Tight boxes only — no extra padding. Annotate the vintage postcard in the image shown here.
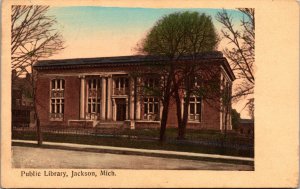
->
[1,0,299,188]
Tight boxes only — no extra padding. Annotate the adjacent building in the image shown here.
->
[11,71,34,127]
[238,119,254,137]
[34,52,235,130]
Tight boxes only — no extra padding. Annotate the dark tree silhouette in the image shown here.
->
[11,5,65,145]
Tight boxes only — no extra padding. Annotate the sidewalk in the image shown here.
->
[12,139,254,165]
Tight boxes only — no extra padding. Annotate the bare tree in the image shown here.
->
[11,5,65,145]
[245,98,254,119]
[12,5,64,77]
[216,8,255,116]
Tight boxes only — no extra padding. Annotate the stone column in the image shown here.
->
[129,77,135,120]
[159,76,164,120]
[220,73,223,130]
[181,99,184,119]
[112,98,116,121]
[112,77,116,95]
[101,77,107,120]
[125,98,129,120]
[79,75,86,119]
[160,100,163,120]
[107,75,112,120]
[136,77,141,120]
[129,77,135,129]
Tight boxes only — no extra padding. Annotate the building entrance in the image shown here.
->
[116,99,126,121]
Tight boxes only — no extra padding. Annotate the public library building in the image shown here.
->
[34,52,235,130]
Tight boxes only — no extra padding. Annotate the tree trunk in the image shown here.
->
[177,123,185,140]
[224,104,229,136]
[179,96,189,140]
[173,73,186,140]
[176,101,189,139]
[31,66,43,145]
[34,96,43,145]
[174,89,183,139]
[159,65,174,142]
[36,115,42,145]
[177,73,191,140]
[159,98,170,142]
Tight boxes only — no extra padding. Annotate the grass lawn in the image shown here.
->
[12,128,254,157]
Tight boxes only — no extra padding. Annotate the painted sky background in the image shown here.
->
[47,6,251,118]
[48,7,245,58]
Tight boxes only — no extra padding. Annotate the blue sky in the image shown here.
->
[47,6,245,59]
[48,7,244,31]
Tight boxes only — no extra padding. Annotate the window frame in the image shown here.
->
[114,76,129,95]
[187,96,202,122]
[86,78,101,118]
[115,77,129,90]
[143,97,160,121]
[144,77,159,89]
[50,79,65,121]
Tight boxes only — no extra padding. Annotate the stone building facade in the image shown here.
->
[34,52,235,130]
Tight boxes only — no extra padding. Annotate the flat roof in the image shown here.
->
[34,52,235,80]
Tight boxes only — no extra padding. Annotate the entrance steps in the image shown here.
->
[68,120,98,127]
[96,121,124,128]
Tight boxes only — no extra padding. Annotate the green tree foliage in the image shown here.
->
[139,11,219,140]
[142,11,218,59]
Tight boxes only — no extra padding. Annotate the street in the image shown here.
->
[12,146,253,170]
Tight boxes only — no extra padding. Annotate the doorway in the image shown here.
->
[116,99,126,121]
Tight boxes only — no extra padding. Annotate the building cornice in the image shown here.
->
[34,54,235,81]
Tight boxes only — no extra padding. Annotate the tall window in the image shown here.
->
[114,77,129,95]
[189,97,201,121]
[87,78,101,119]
[143,97,159,121]
[50,79,65,121]
[144,78,159,88]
